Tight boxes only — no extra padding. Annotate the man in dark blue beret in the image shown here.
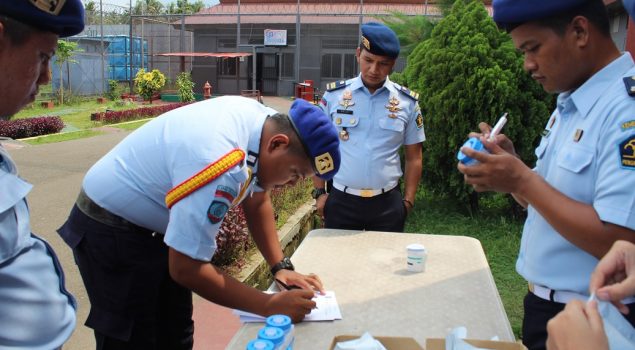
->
[57,96,339,349]
[458,1,635,349]
[313,21,425,233]
[0,0,84,348]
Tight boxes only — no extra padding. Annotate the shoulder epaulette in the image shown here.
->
[326,80,348,92]
[623,76,635,97]
[165,149,245,209]
[393,82,419,101]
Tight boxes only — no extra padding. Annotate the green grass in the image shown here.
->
[14,100,132,130]
[405,190,526,339]
[23,129,105,145]
[113,119,152,131]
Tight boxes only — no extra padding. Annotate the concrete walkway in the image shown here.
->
[2,96,293,350]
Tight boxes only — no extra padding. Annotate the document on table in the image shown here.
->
[233,291,342,322]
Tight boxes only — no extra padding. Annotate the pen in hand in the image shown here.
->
[275,278,302,291]
[488,113,508,142]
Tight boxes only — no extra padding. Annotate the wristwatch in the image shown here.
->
[311,187,327,199]
[270,257,295,276]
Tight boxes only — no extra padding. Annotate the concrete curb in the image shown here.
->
[233,200,316,289]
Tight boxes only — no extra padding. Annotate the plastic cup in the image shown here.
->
[407,243,427,272]
[457,137,489,166]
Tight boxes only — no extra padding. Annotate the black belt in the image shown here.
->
[76,189,156,236]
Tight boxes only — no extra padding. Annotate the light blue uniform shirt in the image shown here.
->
[0,146,76,349]
[83,96,275,261]
[320,75,425,189]
[518,53,635,294]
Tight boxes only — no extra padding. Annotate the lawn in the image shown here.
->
[405,191,526,339]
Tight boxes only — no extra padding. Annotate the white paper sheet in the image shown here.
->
[233,291,342,322]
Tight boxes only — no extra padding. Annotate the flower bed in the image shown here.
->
[91,102,190,124]
[0,116,64,139]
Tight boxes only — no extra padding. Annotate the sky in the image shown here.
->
[97,0,219,8]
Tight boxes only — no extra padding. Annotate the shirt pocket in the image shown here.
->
[333,113,359,129]
[557,144,594,173]
[378,116,405,133]
[534,138,549,160]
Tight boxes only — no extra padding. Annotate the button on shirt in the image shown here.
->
[83,96,276,261]
[0,146,76,348]
[517,53,635,294]
[321,75,425,189]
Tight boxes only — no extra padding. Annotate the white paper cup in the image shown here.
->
[407,243,427,272]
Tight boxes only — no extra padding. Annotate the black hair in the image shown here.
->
[266,113,307,158]
[0,15,37,46]
[506,0,611,37]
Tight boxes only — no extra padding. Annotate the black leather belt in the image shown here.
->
[76,189,156,236]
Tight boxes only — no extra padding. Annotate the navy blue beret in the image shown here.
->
[360,22,400,59]
[0,0,85,37]
[288,99,341,180]
[625,0,635,20]
[493,0,589,30]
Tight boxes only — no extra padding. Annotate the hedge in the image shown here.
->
[0,116,64,139]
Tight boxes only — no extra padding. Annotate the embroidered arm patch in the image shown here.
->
[620,134,635,169]
[165,149,245,208]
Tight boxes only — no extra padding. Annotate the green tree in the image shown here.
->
[55,40,83,105]
[167,0,205,14]
[404,0,553,211]
[383,11,435,58]
[133,0,164,15]
[176,72,195,102]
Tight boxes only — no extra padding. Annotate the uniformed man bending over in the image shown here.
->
[458,1,635,349]
[313,22,425,232]
[0,1,84,349]
[58,97,340,349]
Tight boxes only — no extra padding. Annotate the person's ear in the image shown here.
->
[268,134,291,152]
[570,16,590,47]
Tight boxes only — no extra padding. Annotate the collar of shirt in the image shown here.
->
[248,114,266,192]
[566,53,635,120]
[350,73,391,95]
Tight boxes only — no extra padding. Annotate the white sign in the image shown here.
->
[264,29,287,46]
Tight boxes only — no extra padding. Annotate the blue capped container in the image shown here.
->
[265,315,294,350]
[246,339,275,350]
[457,137,489,166]
[258,327,285,348]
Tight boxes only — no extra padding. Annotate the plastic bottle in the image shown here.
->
[257,327,285,349]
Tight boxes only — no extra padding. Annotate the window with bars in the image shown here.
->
[217,57,237,77]
[280,53,294,78]
[321,53,357,79]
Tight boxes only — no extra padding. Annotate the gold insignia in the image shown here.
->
[315,152,335,175]
[362,36,370,50]
[350,118,356,124]
[339,129,349,141]
[385,95,402,116]
[339,90,355,109]
[573,129,584,142]
[335,117,342,125]
[31,0,66,15]
[360,189,373,198]
[622,121,635,130]
[549,116,557,129]
[416,113,423,129]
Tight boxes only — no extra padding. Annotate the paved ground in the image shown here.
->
[2,96,294,350]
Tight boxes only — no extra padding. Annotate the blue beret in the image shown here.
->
[625,0,635,20]
[288,99,340,180]
[0,0,85,37]
[361,22,400,59]
[493,0,589,30]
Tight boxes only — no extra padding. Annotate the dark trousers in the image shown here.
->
[522,291,635,350]
[58,206,194,350]
[324,187,406,232]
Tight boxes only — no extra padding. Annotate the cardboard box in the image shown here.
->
[426,338,528,350]
[329,335,424,350]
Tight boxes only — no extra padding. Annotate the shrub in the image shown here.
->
[91,102,190,124]
[134,68,166,101]
[0,116,64,139]
[176,72,196,102]
[107,80,122,101]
